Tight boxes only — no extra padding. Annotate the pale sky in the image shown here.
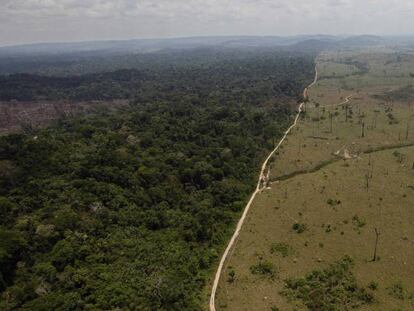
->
[1,0,414,46]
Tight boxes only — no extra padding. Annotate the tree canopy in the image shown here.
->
[0,48,315,310]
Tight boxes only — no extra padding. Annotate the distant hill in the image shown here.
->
[286,39,337,53]
[0,36,298,57]
[337,35,384,47]
[0,35,382,58]
[0,35,406,76]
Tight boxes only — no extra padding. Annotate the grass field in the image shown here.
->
[214,48,414,311]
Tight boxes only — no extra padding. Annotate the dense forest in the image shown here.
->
[0,48,313,102]
[0,42,322,76]
[0,48,315,310]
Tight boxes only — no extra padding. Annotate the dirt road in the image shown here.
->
[329,94,354,108]
[209,67,318,311]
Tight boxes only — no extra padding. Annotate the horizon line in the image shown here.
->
[2,33,414,49]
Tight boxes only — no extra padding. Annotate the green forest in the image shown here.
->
[0,48,313,102]
[0,48,315,310]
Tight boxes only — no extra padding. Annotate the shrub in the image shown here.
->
[327,198,341,206]
[368,281,378,290]
[352,215,366,229]
[393,150,405,163]
[387,282,407,300]
[227,269,236,283]
[250,261,276,279]
[281,256,374,310]
[292,223,307,234]
[270,243,293,257]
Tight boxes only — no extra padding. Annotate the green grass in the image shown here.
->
[270,243,294,258]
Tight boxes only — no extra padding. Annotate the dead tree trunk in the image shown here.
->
[361,121,365,138]
[372,228,380,262]
[329,112,333,133]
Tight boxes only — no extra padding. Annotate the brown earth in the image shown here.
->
[0,100,129,135]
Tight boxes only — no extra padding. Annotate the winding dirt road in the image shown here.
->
[209,67,318,311]
[329,94,354,108]
[307,93,353,109]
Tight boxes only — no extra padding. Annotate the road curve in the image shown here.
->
[209,67,318,311]
[328,93,354,108]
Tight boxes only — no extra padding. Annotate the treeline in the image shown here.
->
[0,46,319,77]
[0,48,313,102]
[373,84,414,102]
[0,49,315,310]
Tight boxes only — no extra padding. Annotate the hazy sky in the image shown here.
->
[1,0,414,46]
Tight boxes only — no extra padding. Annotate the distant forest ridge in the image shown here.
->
[0,34,408,76]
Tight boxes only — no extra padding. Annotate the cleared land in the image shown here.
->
[215,49,414,310]
[0,100,128,135]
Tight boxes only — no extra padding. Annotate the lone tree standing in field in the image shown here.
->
[361,121,365,138]
[365,172,370,190]
[373,110,380,129]
[315,102,321,131]
[329,111,333,133]
[371,228,380,262]
[406,116,412,140]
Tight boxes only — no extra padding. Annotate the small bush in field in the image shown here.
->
[281,256,374,310]
[270,242,294,257]
[292,223,307,234]
[250,261,276,279]
[368,281,378,290]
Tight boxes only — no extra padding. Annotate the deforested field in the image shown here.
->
[216,48,414,311]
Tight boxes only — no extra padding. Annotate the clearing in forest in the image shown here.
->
[214,48,414,310]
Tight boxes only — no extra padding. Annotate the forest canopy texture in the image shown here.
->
[0,48,315,310]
